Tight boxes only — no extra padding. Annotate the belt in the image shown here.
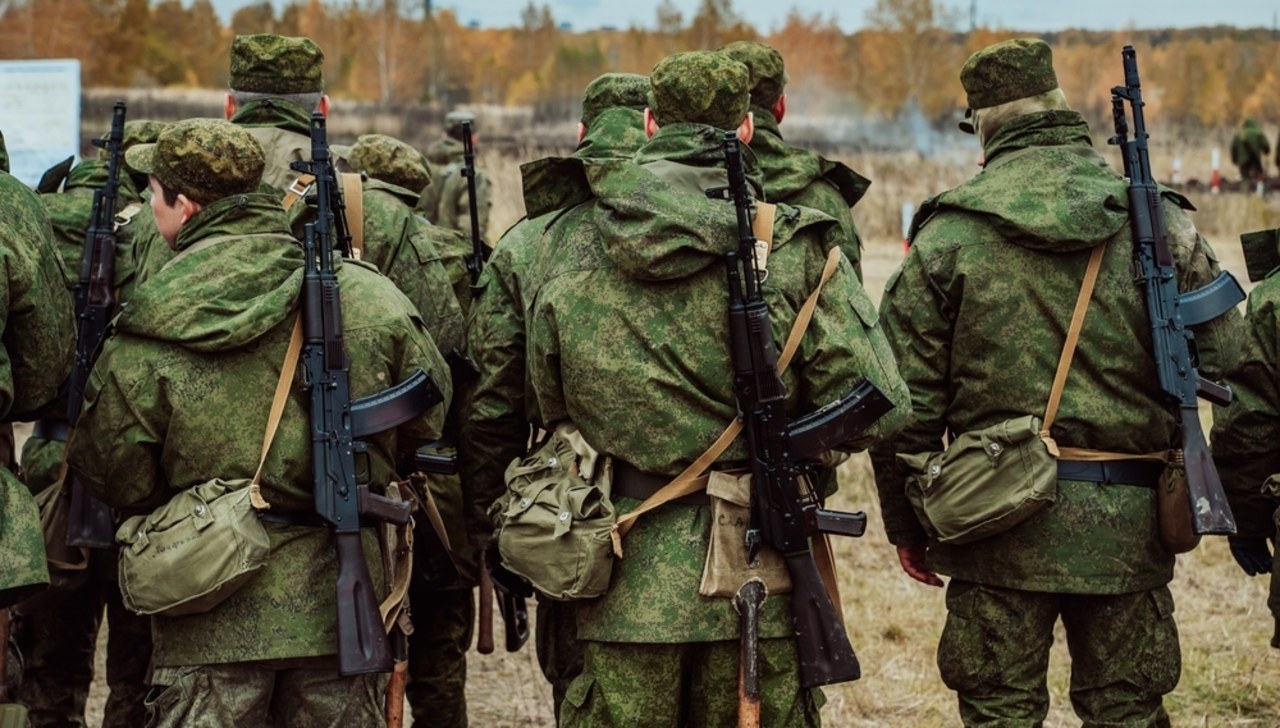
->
[1057,459,1164,487]
[258,510,328,528]
[32,417,71,443]
[611,461,710,506]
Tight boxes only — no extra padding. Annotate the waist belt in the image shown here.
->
[258,510,328,528]
[612,461,710,506]
[33,417,71,443]
[1057,459,1164,487]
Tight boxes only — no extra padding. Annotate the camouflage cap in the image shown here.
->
[960,38,1058,111]
[445,110,477,134]
[648,51,750,130]
[718,41,788,111]
[100,119,168,164]
[580,73,650,126]
[126,118,265,205]
[229,34,324,94]
[339,133,432,191]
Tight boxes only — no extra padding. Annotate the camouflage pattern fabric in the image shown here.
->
[405,588,474,728]
[525,122,910,650]
[868,109,1238,724]
[127,119,265,205]
[0,170,75,421]
[457,93,650,721]
[0,129,8,173]
[418,137,493,246]
[38,159,143,292]
[961,38,1059,110]
[66,192,450,668]
[579,73,649,126]
[146,662,384,727]
[718,40,788,110]
[560,639,821,728]
[228,34,324,94]
[1230,118,1270,181]
[869,109,1239,592]
[100,120,167,165]
[229,98,313,195]
[1211,242,1280,642]
[648,51,750,130]
[937,581,1178,727]
[338,133,432,193]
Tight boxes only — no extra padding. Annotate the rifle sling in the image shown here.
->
[611,235,841,553]
[340,173,365,259]
[247,314,303,510]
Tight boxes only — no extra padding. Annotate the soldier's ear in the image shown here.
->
[737,111,754,145]
[576,122,586,144]
[644,108,658,139]
[318,95,331,118]
[224,93,237,120]
[772,94,786,124]
[179,194,202,225]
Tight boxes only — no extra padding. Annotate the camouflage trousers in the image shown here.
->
[938,580,1181,728]
[147,660,385,728]
[560,639,822,728]
[406,586,474,728]
[535,598,582,725]
[15,565,151,728]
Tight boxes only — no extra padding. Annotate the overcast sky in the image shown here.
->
[209,0,1279,33]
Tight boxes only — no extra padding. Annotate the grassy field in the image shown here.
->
[76,142,1280,727]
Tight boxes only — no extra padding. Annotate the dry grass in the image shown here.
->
[75,143,1280,727]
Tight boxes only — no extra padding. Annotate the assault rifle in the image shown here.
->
[293,113,451,675]
[460,120,484,284]
[65,101,127,549]
[715,131,895,688]
[1108,46,1245,535]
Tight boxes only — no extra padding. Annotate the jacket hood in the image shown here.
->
[921,110,1130,253]
[61,159,143,202]
[117,193,302,351]
[426,137,463,167]
[519,107,649,219]
[229,97,313,137]
[587,124,774,282]
[752,113,870,207]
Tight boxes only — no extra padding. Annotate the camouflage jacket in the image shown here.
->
[67,193,449,667]
[1229,119,1270,177]
[39,159,143,292]
[418,137,493,245]
[870,110,1241,594]
[458,107,648,545]
[526,123,910,642]
[230,98,313,196]
[751,111,870,279]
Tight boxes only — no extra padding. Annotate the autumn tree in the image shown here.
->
[850,0,964,119]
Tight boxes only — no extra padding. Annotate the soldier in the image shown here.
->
[131,34,465,355]
[14,119,164,728]
[869,39,1240,726]
[523,51,909,726]
[1211,227,1280,650]
[64,118,451,726]
[418,110,493,248]
[458,71,651,723]
[0,127,77,728]
[718,40,871,279]
[335,131,477,728]
[1229,117,1270,184]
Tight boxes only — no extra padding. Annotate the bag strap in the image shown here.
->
[750,202,777,273]
[247,315,303,510]
[281,174,316,212]
[1039,244,1105,457]
[611,245,844,553]
[341,173,365,260]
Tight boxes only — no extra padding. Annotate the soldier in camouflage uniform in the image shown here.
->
[868,39,1241,727]
[1211,227,1280,650]
[1229,118,1270,183]
[14,120,163,728]
[130,34,465,355]
[65,118,451,727]
[0,128,77,728]
[418,111,493,248]
[718,41,870,279]
[458,71,650,722]
[336,132,477,728]
[524,51,910,726]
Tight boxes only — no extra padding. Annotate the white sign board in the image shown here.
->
[0,59,81,187]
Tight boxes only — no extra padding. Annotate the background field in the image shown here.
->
[72,140,1280,727]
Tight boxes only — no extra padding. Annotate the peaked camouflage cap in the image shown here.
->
[335,134,432,191]
[126,118,265,205]
[718,40,788,111]
[230,34,324,94]
[961,38,1059,111]
[648,51,750,130]
[100,119,168,165]
[580,73,650,126]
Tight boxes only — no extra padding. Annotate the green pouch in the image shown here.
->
[490,424,615,601]
[1240,229,1280,283]
[116,478,270,617]
[898,415,1057,545]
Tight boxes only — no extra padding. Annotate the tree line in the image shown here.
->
[1,0,1278,129]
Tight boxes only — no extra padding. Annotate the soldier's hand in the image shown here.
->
[896,544,943,587]
[1228,536,1274,576]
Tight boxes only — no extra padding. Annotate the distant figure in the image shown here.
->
[1230,118,1269,183]
[418,110,493,247]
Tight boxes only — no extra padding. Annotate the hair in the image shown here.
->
[230,90,324,112]
[973,87,1070,144]
[157,180,180,207]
